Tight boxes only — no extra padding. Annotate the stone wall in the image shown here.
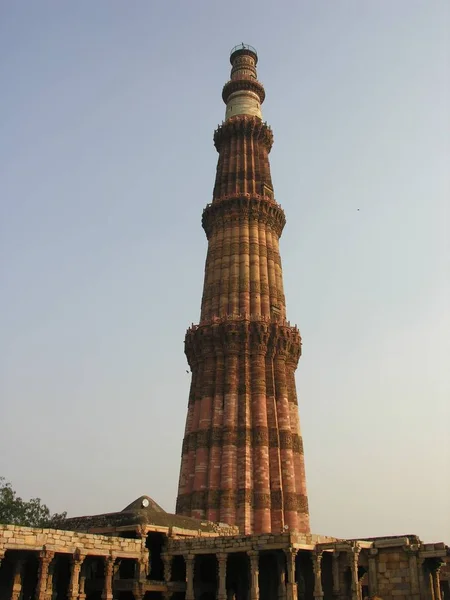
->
[376,548,412,599]
[0,524,142,558]
[169,531,337,554]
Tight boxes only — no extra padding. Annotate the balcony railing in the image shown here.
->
[230,43,257,56]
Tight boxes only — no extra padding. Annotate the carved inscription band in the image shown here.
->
[176,491,309,513]
[202,195,285,239]
[181,428,304,453]
[214,114,271,151]
[185,321,301,366]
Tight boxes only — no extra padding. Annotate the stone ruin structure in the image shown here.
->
[0,500,448,600]
[0,44,448,600]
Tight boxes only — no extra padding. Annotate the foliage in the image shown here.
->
[0,477,66,528]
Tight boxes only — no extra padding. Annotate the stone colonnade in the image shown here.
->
[168,541,448,600]
[170,544,368,600]
[1,527,448,600]
[0,547,122,600]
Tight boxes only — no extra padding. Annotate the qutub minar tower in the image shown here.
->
[176,44,309,535]
[0,44,447,600]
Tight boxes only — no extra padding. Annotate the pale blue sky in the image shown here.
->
[0,1,448,543]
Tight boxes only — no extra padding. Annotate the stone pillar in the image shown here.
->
[276,552,287,600]
[136,555,149,580]
[0,549,4,567]
[36,549,55,600]
[332,551,340,597]
[431,561,444,600]
[313,550,323,600]
[102,555,115,600]
[68,549,85,600]
[45,557,56,600]
[284,549,297,600]
[162,553,172,600]
[248,551,259,600]
[404,545,420,599]
[347,544,361,600]
[185,554,195,600]
[217,553,227,600]
[79,562,88,600]
[11,557,25,600]
[418,557,432,600]
[367,548,378,598]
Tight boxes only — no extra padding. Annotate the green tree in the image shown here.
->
[0,477,66,528]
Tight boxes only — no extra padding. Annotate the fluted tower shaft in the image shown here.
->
[176,45,310,534]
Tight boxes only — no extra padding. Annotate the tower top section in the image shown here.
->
[222,43,265,122]
[229,43,258,64]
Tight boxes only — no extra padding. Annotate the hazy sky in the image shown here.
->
[1,1,448,543]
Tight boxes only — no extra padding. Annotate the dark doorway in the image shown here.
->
[171,555,186,582]
[226,553,249,600]
[0,551,15,600]
[194,554,217,599]
[53,554,71,600]
[118,593,135,600]
[321,552,333,600]
[144,592,163,600]
[259,552,279,600]
[146,533,165,580]
[296,551,314,600]
[20,553,39,600]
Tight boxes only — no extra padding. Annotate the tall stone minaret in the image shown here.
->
[176,44,310,535]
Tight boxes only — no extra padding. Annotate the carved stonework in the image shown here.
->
[279,430,293,450]
[297,494,309,514]
[207,489,221,509]
[220,490,237,509]
[190,490,206,509]
[36,549,55,600]
[253,492,271,509]
[271,490,283,510]
[214,116,271,150]
[252,426,269,446]
[202,196,286,240]
[284,493,298,512]
[292,435,304,454]
[236,489,251,506]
